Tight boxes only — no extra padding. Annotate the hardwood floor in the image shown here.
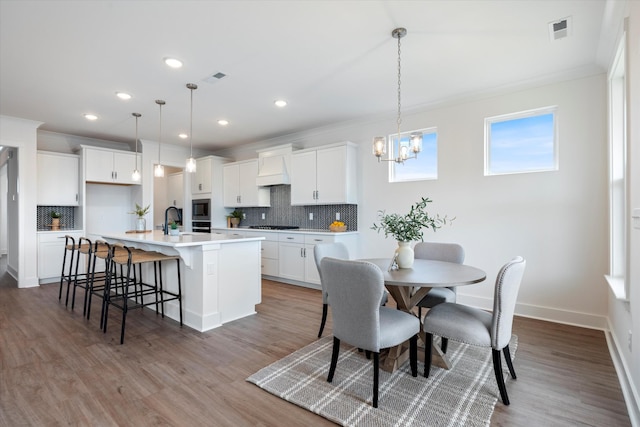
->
[0,259,631,426]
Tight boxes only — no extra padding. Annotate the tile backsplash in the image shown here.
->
[236,185,357,230]
[37,206,76,230]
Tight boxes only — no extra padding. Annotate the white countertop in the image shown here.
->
[100,230,264,248]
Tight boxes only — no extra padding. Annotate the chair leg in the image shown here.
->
[318,303,328,338]
[503,345,517,379]
[327,337,340,383]
[410,335,417,377]
[373,352,379,408]
[424,333,433,378]
[441,337,449,354]
[365,350,371,360]
[492,349,510,405]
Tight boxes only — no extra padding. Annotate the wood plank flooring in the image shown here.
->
[0,259,632,426]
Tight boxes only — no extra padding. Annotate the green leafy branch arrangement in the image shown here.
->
[371,197,453,242]
[129,203,150,218]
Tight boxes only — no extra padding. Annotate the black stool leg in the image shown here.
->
[176,259,183,326]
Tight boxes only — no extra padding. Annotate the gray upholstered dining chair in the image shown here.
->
[313,242,387,338]
[320,257,419,408]
[422,256,526,405]
[414,241,465,353]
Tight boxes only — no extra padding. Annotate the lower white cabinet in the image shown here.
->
[278,232,357,286]
[38,231,84,283]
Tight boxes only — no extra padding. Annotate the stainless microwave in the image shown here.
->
[192,198,211,221]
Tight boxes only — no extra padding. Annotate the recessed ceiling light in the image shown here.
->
[83,114,98,121]
[274,99,287,107]
[178,133,188,139]
[115,91,132,100]
[164,57,183,68]
[217,119,229,126]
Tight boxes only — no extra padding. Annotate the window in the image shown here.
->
[606,31,628,300]
[485,107,558,176]
[390,128,437,183]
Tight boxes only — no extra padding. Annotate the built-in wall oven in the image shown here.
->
[192,198,211,233]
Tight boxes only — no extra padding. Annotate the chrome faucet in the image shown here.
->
[164,206,182,235]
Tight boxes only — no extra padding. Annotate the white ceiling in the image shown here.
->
[0,0,612,151]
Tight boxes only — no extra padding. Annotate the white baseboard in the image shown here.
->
[457,294,608,330]
[605,321,640,427]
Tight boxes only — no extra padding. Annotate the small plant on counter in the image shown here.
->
[170,221,178,230]
[129,203,150,218]
[50,211,61,219]
[226,209,243,219]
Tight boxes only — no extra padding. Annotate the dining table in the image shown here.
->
[361,258,487,373]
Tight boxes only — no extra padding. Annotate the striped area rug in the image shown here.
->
[247,335,517,427]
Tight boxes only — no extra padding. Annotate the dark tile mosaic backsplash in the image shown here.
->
[236,185,357,230]
[37,206,76,230]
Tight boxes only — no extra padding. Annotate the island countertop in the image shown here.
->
[100,230,265,248]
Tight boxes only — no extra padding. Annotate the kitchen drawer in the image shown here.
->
[261,240,278,259]
[304,234,335,245]
[279,233,304,244]
[261,258,278,276]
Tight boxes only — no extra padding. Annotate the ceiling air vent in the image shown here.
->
[548,16,571,41]
[203,71,227,84]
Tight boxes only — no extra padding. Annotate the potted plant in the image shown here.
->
[226,209,243,228]
[168,220,180,236]
[129,203,150,232]
[50,211,61,229]
[371,197,452,268]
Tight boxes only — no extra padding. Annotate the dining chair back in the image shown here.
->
[320,257,419,408]
[422,256,526,405]
[414,241,465,352]
[313,242,349,337]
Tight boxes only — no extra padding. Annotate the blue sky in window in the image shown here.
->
[393,131,437,181]
[489,113,555,174]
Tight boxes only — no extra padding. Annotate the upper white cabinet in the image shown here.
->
[223,159,270,207]
[191,157,213,195]
[37,151,79,206]
[84,146,139,185]
[291,142,358,205]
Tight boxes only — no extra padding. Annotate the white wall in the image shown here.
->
[0,161,7,255]
[0,116,41,287]
[216,74,609,329]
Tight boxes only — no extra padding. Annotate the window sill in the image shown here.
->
[605,275,629,302]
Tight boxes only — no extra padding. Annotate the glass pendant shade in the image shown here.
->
[131,112,141,181]
[372,136,386,160]
[154,164,165,177]
[410,132,423,154]
[186,157,197,173]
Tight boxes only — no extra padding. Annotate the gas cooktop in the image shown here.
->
[248,225,300,230]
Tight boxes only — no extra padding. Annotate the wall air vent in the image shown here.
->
[203,71,227,84]
[548,16,571,41]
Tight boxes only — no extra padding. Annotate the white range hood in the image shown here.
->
[256,144,293,186]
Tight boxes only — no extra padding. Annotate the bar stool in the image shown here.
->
[101,244,182,344]
[86,240,125,328]
[68,237,104,315]
[58,235,77,304]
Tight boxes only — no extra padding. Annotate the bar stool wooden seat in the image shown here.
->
[101,244,182,344]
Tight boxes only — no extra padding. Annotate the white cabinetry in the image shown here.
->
[37,151,79,206]
[291,142,357,205]
[167,172,184,208]
[223,160,270,207]
[191,157,213,195]
[84,146,139,185]
[38,231,83,283]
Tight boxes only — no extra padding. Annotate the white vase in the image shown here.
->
[135,217,146,232]
[395,241,414,268]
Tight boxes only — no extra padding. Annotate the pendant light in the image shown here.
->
[131,112,142,181]
[154,99,166,177]
[372,28,422,164]
[185,83,197,173]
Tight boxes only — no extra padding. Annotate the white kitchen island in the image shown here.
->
[100,231,264,332]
